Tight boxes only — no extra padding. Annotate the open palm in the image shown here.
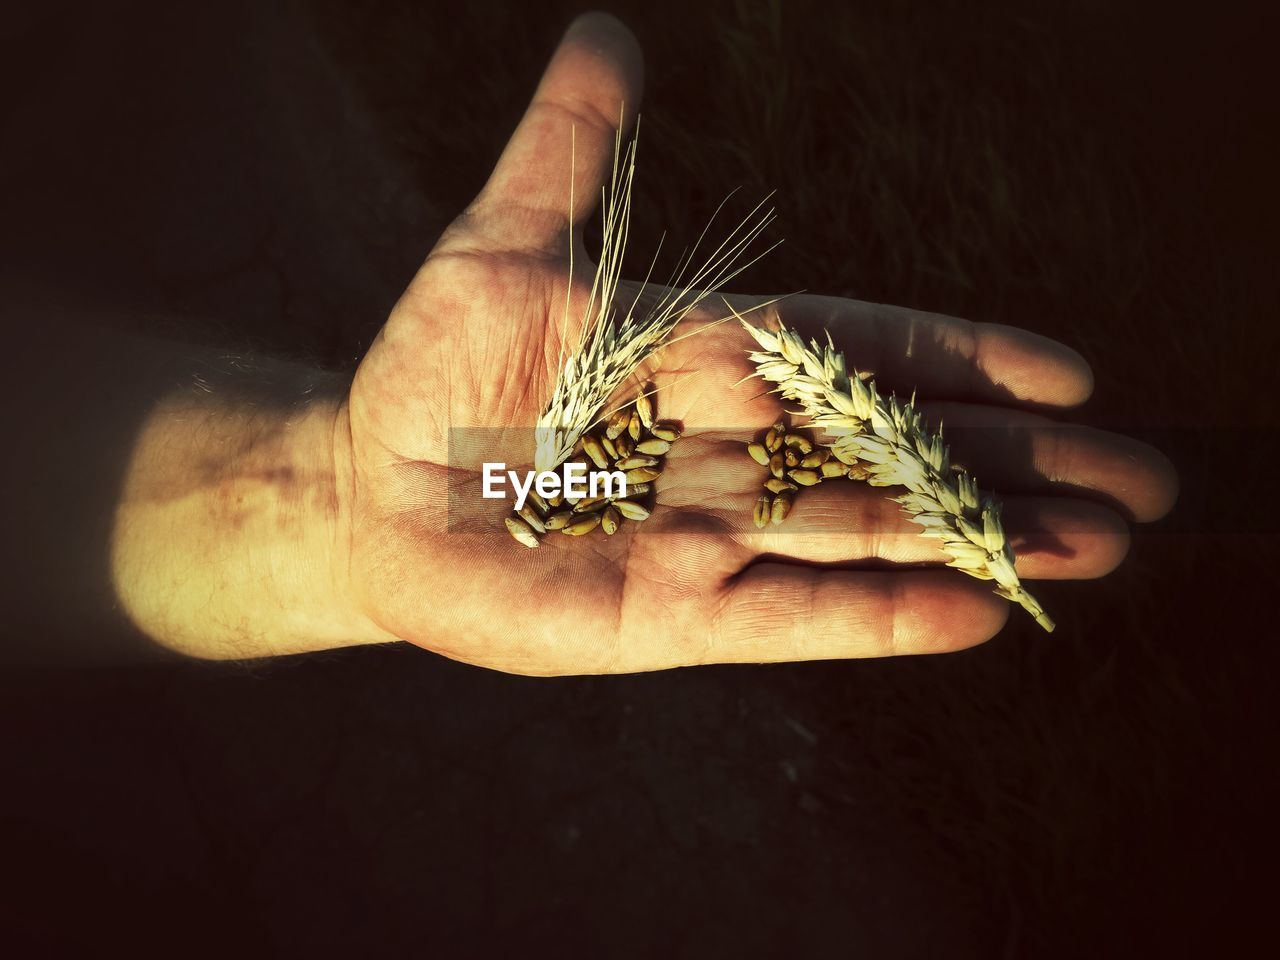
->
[342,14,1175,675]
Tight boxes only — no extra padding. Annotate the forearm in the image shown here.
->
[1,312,394,661]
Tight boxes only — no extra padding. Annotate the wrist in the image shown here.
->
[111,364,395,658]
[326,397,401,652]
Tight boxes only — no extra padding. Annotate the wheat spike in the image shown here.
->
[533,121,778,471]
[738,315,1055,632]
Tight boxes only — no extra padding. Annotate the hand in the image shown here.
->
[341,13,1176,675]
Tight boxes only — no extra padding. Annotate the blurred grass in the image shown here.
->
[305,0,1274,952]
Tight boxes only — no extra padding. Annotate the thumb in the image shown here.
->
[451,13,644,256]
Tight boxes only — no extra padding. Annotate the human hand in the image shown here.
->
[341,13,1176,675]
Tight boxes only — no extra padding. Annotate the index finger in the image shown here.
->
[773,295,1095,409]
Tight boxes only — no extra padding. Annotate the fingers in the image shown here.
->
[707,564,1008,663]
[660,433,1149,574]
[455,13,643,256]
[918,402,1179,521]
[734,481,1131,580]
[774,296,1094,409]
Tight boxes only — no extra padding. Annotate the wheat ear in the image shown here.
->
[534,122,778,471]
[739,316,1054,632]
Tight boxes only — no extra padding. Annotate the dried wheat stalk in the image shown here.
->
[533,123,778,473]
[510,122,775,547]
[738,316,1055,632]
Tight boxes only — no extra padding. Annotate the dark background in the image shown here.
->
[1,0,1275,955]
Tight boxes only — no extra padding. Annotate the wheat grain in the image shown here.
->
[582,435,610,469]
[635,438,671,455]
[636,392,654,430]
[784,434,814,454]
[616,455,658,470]
[614,499,651,522]
[738,315,1055,632]
[505,516,540,549]
[544,511,572,530]
[764,423,784,453]
[753,493,772,528]
[563,514,602,536]
[517,505,547,533]
[602,505,621,535]
[771,490,795,524]
[606,410,631,440]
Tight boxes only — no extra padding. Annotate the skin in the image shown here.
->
[108,14,1176,672]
